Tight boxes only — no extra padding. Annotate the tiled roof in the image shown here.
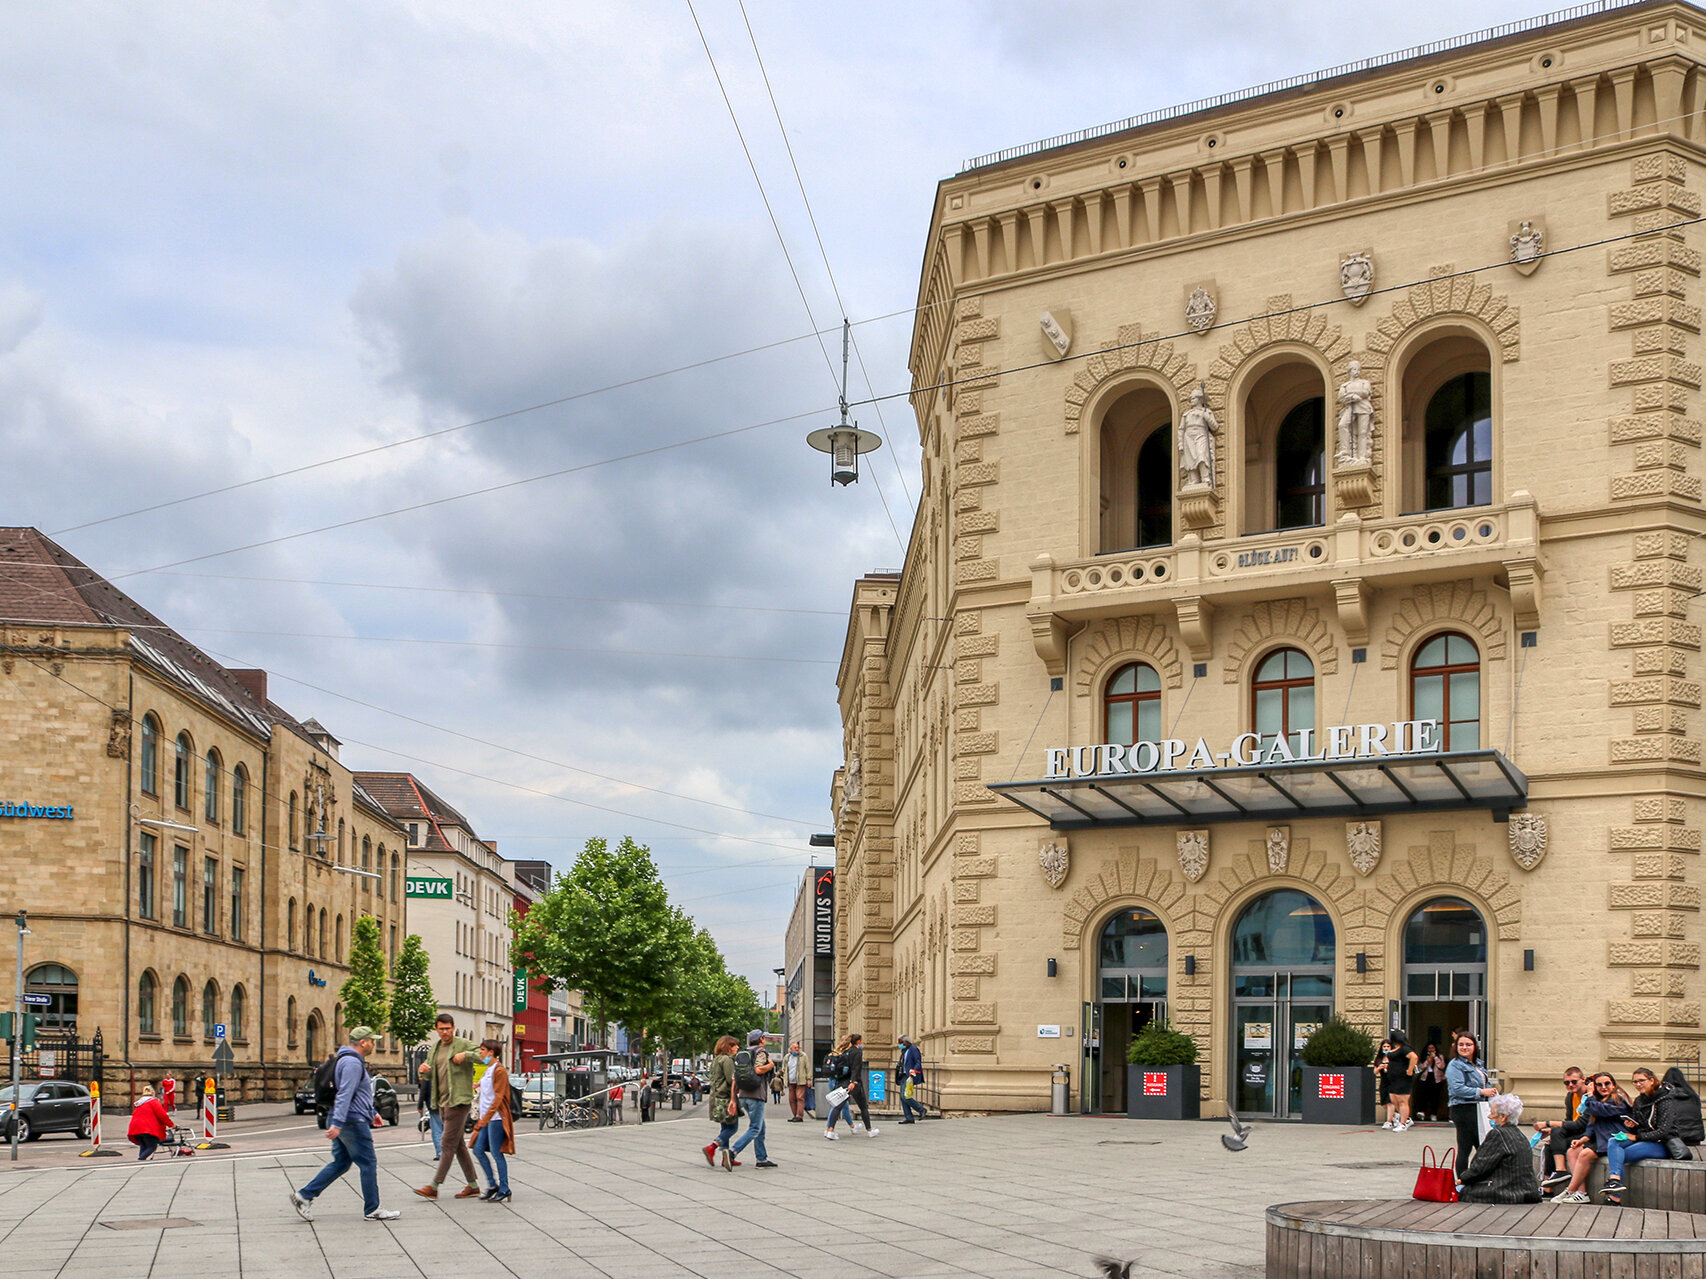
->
[352,771,485,855]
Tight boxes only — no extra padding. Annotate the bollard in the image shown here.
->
[79,1081,120,1157]
[195,1077,229,1150]
[1050,1064,1071,1117]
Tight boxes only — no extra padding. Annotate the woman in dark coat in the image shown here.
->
[1457,1093,1542,1203]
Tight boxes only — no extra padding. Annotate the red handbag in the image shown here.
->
[1413,1146,1458,1202]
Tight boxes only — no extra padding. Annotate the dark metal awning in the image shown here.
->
[988,749,1527,830]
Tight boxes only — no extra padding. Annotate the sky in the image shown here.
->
[0,0,1578,989]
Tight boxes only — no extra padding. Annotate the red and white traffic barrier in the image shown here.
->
[195,1077,228,1150]
[79,1081,118,1158]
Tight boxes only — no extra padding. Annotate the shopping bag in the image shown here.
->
[1412,1146,1458,1202]
[825,1086,850,1108]
[1476,1100,1493,1142]
[904,1079,915,1100]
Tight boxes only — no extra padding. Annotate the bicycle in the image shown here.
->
[540,1097,604,1131]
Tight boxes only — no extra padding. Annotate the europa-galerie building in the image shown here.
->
[832,0,1706,1117]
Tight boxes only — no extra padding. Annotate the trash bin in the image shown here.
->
[1050,1064,1070,1117]
[670,1088,683,1111]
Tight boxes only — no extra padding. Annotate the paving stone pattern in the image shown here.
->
[0,1114,1428,1278]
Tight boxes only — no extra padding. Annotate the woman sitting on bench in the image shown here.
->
[1602,1066,1706,1204]
[1457,1093,1541,1203]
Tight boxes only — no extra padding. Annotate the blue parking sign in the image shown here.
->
[868,1069,886,1103]
[214,1024,226,1040]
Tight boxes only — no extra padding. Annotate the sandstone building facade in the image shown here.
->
[833,0,1706,1116]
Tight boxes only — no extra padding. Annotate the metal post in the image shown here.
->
[11,910,24,1162]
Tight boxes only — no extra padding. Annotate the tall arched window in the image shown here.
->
[1411,632,1481,751]
[1424,372,1492,510]
[139,714,160,795]
[138,971,157,1036]
[335,914,344,962]
[390,850,399,902]
[1098,385,1173,552]
[1402,897,1488,1052]
[287,898,297,952]
[1252,648,1315,755]
[338,818,346,864]
[289,792,299,848]
[204,749,221,823]
[1098,908,1169,999]
[362,836,372,893]
[202,980,218,1038]
[25,963,78,1033]
[319,909,327,956]
[174,733,193,809]
[230,985,246,1041]
[1104,663,1162,746]
[1274,398,1325,529]
[231,765,247,835]
[1134,426,1172,548]
[287,995,298,1049]
[172,975,190,1038]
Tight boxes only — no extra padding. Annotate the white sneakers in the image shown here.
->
[365,1208,401,1221]
[289,1191,314,1222]
[823,1129,839,1140]
[866,1127,880,1137]
[1381,1120,1394,1130]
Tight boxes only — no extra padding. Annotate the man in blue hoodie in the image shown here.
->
[289,1027,400,1222]
[897,1035,927,1125]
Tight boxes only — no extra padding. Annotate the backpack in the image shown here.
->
[733,1049,760,1092]
[509,1078,525,1118]
[312,1053,340,1112]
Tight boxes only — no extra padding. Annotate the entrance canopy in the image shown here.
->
[989,748,1527,830]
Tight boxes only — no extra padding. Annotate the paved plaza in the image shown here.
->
[0,1110,1433,1278]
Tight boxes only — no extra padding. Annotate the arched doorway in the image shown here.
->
[1402,897,1488,1057]
[305,1011,324,1065]
[1084,908,1169,1113]
[1231,889,1335,1119]
[24,964,77,1034]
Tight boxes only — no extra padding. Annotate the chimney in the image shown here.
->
[231,669,268,705]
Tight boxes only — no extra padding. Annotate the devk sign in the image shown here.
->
[1044,720,1442,781]
[813,868,834,958]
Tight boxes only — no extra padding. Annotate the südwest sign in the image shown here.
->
[1044,720,1442,780]
[0,802,74,819]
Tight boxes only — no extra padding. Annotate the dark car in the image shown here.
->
[295,1074,398,1125]
[0,1081,92,1142]
[293,1078,316,1115]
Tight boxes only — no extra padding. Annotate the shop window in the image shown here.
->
[230,985,246,1041]
[174,733,193,810]
[231,765,247,835]
[1251,648,1315,755]
[1273,399,1325,529]
[139,714,160,795]
[172,975,190,1038]
[138,972,157,1037]
[1098,385,1173,551]
[1411,632,1481,750]
[1104,662,1162,746]
[1241,360,1328,533]
[202,980,218,1039]
[204,749,221,824]
[24,963,77,1033]
[138,832,157,920]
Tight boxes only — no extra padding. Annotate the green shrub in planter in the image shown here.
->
[1297,1017,1374,1068]
[1126,1020,1199,1066]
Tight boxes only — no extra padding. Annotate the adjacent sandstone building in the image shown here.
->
[833,0,1706,1116]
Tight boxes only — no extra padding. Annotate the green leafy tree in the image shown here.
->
[387,933,437,1048]
[650,917,765,1057]
[340,915,388,1031]
[510,836,687,1048]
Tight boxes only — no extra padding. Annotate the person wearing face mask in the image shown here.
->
[469,1040,514,1203]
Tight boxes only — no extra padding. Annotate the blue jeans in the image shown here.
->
[472,1117,508,1194]
[300,1122,380,1216]
[900,1085,927,1122]
[428,1109,443,1158]
[730,1098,767,1160]
[714,1118,737,1149]
[1608,1138,1667,1180]
[826,1099,851,1130]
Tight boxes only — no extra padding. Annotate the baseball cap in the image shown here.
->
[348,1025,378,1042]
[748,1030,765,1046]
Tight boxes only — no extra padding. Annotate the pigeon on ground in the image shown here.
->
[1093,1259,1135,1279]
[1222,1105,1250,1152]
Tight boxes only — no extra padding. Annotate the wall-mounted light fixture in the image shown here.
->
[1046,958,1058,978]
[1183,955,1196,976]
[1355,952,1368,974]
[1523,949,1535,972]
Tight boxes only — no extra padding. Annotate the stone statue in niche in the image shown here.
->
[1178,384,1218,490]
[1266,826,1290,875]
[1510,220,1545,273]
[1185,287,1217,333]
[843,751,863,803]
[1340,251,1374,305]
[1177,829,1210,882]
[1335,360,1375,465]
[1508,812,1548,871]
[1038,840,1069,890]
[1347,820,1382,875]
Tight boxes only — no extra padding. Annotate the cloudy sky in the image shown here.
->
[0,0,1567,987]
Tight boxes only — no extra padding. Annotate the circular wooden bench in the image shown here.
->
[1267,1199,1706,1277]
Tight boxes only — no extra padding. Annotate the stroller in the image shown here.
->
[156,1123,197,1157]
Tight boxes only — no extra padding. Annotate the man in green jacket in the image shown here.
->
[414,1013,481,1199]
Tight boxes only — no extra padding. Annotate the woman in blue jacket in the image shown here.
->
[1445,1031,1496,1176]
[1552,1073,1633,1202]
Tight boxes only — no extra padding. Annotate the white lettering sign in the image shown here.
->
[1037,1025,1061,1038]
[1043,721,1442,780]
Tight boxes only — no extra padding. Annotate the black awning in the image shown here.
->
[987,749,1527,830]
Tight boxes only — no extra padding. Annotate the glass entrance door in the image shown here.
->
[1080,1001,1101,1114]
[1233,973,1333,1118]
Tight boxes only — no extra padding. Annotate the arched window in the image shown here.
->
[1273,398,1325,529]
[287,996,298,1049]
[1134,426,1172,549]
[287,898,297,952]
[139,714,160,795]
[362,837,372,893]
[138,972,157,1036]
[335,914,344,962]
[1231,888,1336,1119]
[25,963,78,1033]
[204,749,221,823]
[230,985,246,1041]
[389,850,399,902]
[1098,385,1173,552]
[231,765,247,835]
[1411,632,1481,751]
[1098,909,1169,1000]
[338,818,346,865]
[174,733,193,809]
[1251,648,1315,755]
[202,980,218,1038]
[1232,889,1336,966]
[172,975,190,1038]
[1104,663,1161,746]
[1402,897,1488,1051]
[1424,372,1492,510]
[306,1011,322,1064]
[319,909,327,957]
[289,792,299,848]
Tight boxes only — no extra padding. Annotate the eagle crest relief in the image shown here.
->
[1038,840,1070,890]
[1347,820,1382,876]
[1177,830,1210,883]
[1508,813,1548,871]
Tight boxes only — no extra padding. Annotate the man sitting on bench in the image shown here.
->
[1532,1066,1588,1193]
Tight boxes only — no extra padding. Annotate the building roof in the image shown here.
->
[354,770,490,855]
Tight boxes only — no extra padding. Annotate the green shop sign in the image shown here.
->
[513,968,529,1012]
[404,875,454,899]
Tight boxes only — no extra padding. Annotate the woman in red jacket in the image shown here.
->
[128,1084,172,1160]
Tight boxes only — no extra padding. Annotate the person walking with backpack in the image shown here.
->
[824,1032,877,1140]
[413,1013,482,1201]
[468,1040,514,1203]
[288,1027,400,1222]
[729,1030,777,1168]
[702,1035,741,1170]
[897,1035,927,1125]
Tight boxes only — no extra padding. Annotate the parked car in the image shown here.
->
[516,1073,557,1117]
[293,1079,316,1115]
[294,1073,399,1125]
[0,1081,92,1142]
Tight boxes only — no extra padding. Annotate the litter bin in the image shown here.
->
[670,1088,683,1111]
[1050,1064,1070,1117]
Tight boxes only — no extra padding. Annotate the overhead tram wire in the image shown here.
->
[685,0,908,553]
[176,626,838,666]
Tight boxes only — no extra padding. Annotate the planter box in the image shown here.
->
[1126,1064,1201,1120]
[1300,1066,1376,1125]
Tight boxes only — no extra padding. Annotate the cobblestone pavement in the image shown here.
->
[0,1112,1431,1278]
